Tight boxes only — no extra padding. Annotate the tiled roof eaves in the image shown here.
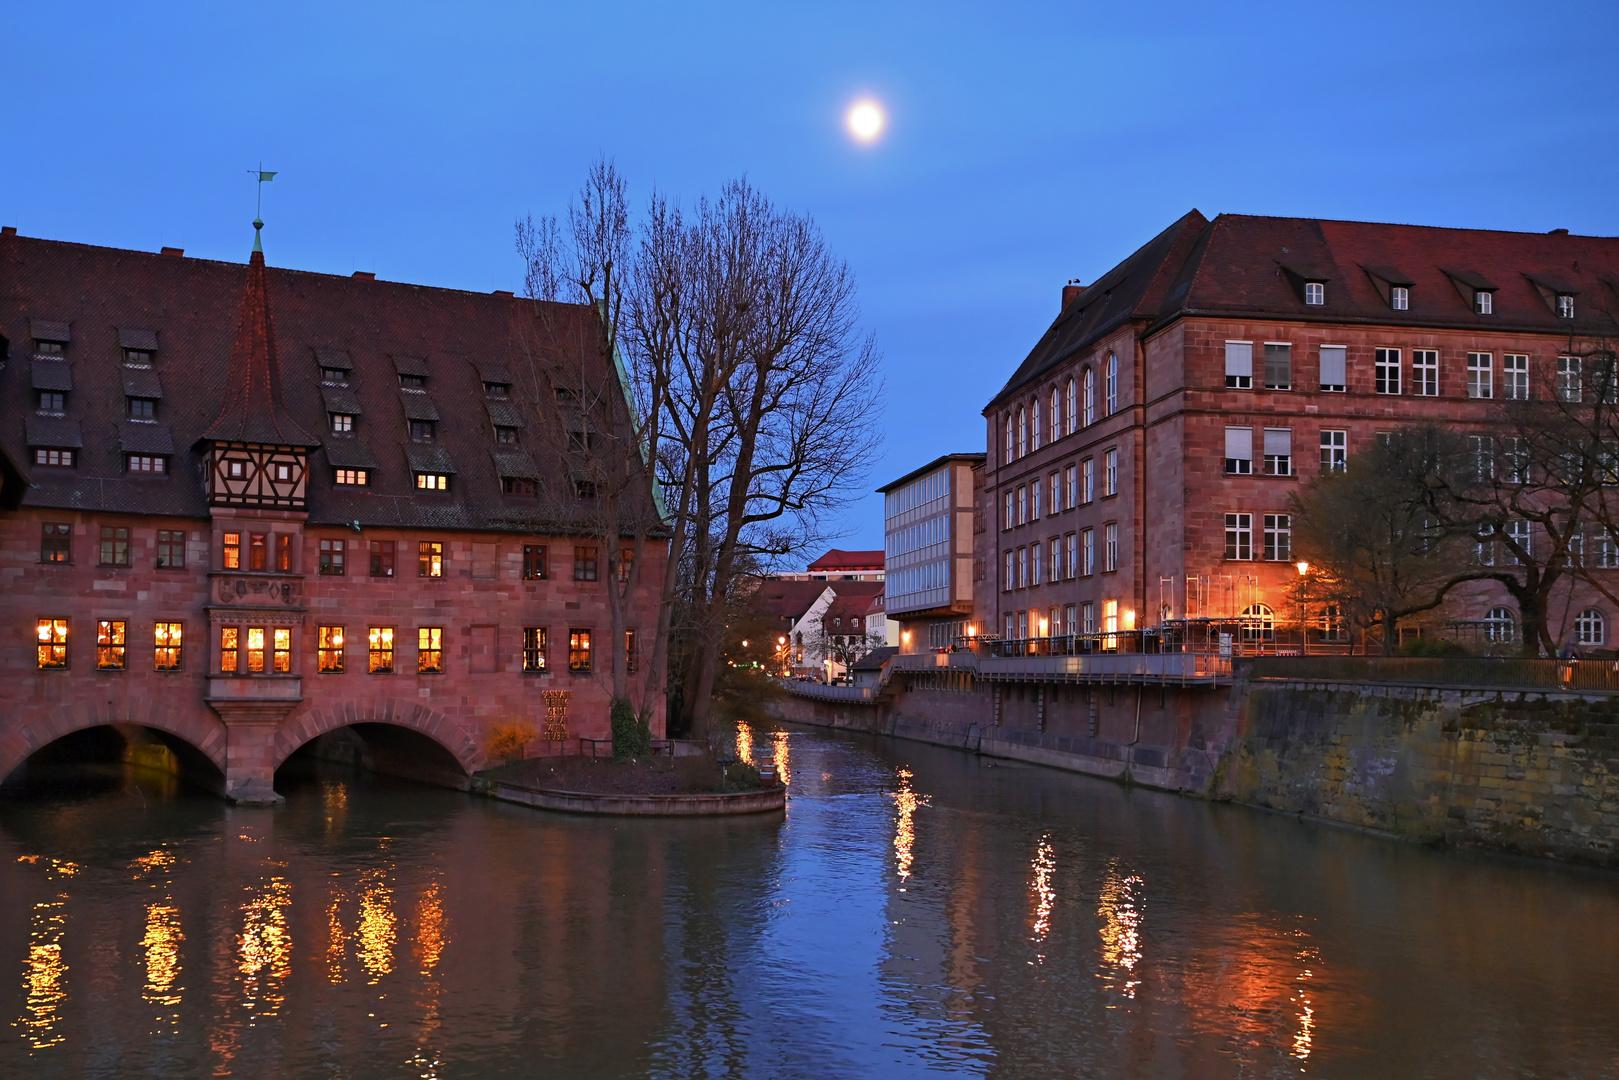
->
[1142,304,1619,340]
[983,309,1151,413]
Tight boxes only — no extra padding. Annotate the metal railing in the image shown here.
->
[1247,655,1619,693]
[780,680,876,703]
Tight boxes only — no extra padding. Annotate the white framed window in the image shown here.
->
[1319,345,1346,393]
[1375,348,1401,395]
[1049,472,1061,514]
[1469,435,1495,482]
[1391,286,1409,311]
[1225,513,1252,560]
[1064,603,1077,636]
[1004,415,1014,463]
[1083,368,1096,426]
[1105,352,1118,415]
[1005,612,1015,639]
[1065,464,1076,509]
[1065,378,1077,435]
[1104,522,1118,572]
[1031,481,1041,521]
[1104,448,1118,496]
[1413,350,1438,396]
[1263,428,1293,476]
[1082,458,1095,503]
[1263,514,1291,561]
[1320,429,1346,473]
[1003,490,1015,531]
[1065,532,1076,579]
[1594,358,1619,405]
[1502,353,1527,401]
[1049,387,1061,442]
[1476,290,1494,315]
[1017,485,1027,525]
[1225,341,1253,390]
[1505,520,1532,565]
[1018,547,1028,589]
[1018,611,1028,639]
[1225,426,1253,475]
[1050,537,1062,583]
[1599,532,1619,570]
[1081,528,1095,576]
[1502,437,1530,484]
[1484,606,1515,643]
[1263,343,1292,391]
[1558,356,1582,403]
[1304,282,1324,306]
[1467,353,1492,399]
[1030,397,1042,451]
[1081,601,1095,635]
[1577,608,1605,646]
[1240,603,1275,642]
[1558,295,1575,320]
[1474,530,1494,566]
[1004,550,1014,592]
[1103,600,1119,637]
[1031,542,1042,585]
[1017,407,1027,458]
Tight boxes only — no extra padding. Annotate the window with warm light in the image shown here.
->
[154,621,183,670]
[245,627,266,673]
[41,523,71,564]
[318,626,345,673]
[523,627,547,672]
[418,627,444,673]
[273,628,291,673]
[220,627,239,673]
[419,541,444,578]
[569,629,592,673]
[416,472,450,491]
[368,627,395,673]
[249,533,267,571]
[96,620,126,669]
[37,618,69,669]
[523,544,547,580]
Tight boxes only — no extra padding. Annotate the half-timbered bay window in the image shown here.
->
[96,620,127,669]
[569,629,592,673]
[155,622,183,670]
[523,627,547,672]
[246,628,266,672]
[418,628,444,673]
[318,626,345,672]
[368,627,395,673]
[37,618,68,668]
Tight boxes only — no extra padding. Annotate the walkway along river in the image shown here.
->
[2,720,1617,1078]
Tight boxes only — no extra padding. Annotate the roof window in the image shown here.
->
[34,340,65,356]
[1304,282,1324,306]
[399,373,426,389]
[1391,286,1409,311]
[1558,294,1575,319]
[127,397,157,421]
[484,381,511,398]
[124,349,155,367]
[322,367,348,384]
[1475,290,1494,315]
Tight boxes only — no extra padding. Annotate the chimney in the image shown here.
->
[1,226,15,237]
[1061,278,1083,310]
[351,270,375,280]
[491,289,514,298]
[161,246,184,258]
[1548,228,1569,235]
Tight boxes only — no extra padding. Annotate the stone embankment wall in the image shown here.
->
[770,675,1619,867]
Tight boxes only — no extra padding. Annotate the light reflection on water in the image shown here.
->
[2,727,1619,1078]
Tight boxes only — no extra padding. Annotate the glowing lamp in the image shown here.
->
[1295,561,1310,576]
[1123,609,1136,630]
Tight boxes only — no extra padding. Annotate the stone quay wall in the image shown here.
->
[770,671,1619,868]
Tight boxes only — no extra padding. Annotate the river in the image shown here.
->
[2,721,1617,1078]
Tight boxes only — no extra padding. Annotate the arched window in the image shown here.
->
[1083,368,1096,426]
[1240,603,1274,642]
[1016,407,1027,458]
[1065,378,1077,435]
[1105,352,1119,415]
[1049,387,1061,441]
[1004,414,1014,463]
[1030,398,1041,451]
[1577,608,1606,646]
[1485,606,1516,643]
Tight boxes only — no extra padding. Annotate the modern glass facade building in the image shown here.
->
[878,453,983,651]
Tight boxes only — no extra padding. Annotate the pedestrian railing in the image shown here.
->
[1246,655,1619,693]
[780,680,876,703]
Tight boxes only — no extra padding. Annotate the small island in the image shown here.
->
[473,751,786,817]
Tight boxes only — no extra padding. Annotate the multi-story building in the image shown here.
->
[982,212,1619,651]
[0,225,665,801]
[879,453,984,651]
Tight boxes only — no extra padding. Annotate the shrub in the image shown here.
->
[487,721,537,764]
[611,697,651,760]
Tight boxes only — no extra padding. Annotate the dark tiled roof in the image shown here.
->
[807,548,885,571]
[31,359,72,391]
[201,249,321,446]
[118,421,175,454]
[0,232,651,532]
[851,645,896,671]
[756,580,832,622]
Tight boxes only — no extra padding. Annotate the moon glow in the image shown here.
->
[846,100,885,143]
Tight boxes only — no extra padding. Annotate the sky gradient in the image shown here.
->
[4,0,1617,552]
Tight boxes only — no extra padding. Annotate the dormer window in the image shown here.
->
[1558,294,1575,319]
[399,374,426,389]
[37,391,64,414]
[409,419,435,441]
[1391,286,1409,311]
[127,397,157,420]
[124,349,154,367]
[322,367,348,384]
[1304,282,1324,305]
[1475,290,1494,315]
[495,425,519,445]
[331,413,354,434]
[501,477,536,496]
[126,454,167,474]
[415,472,450,492]
[35,448,74,467]
[34,340,65,356]
[555,386,577,402]
[484,381,511,398]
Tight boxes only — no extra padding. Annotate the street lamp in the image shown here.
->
[1295,561,1310,653]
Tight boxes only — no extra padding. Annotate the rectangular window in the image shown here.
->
[1050,537,1062,583]
[1558,294,1575,319]
[1017,485,1027,525]
[1225,427,1253,475]
[409,419,436,441]
[1017,611,1029,639]
[1065,532,1076,580]
[1104,448,1118,496]
[418,627,444,673]
[1469,435,1495,482]
[1004,612,1015,640]
[249,533,267,571]
[223,532,241,570]
[1003,550,1015,592]
[1505,521,1532,565]
[1319,345,1347,392]
[1263,514,1292,561]
[128,397,156,420]
[1263,343,1292,390]
[154,529,184,568]
[1413,350,1439,396]
[319,538,345,575]
[574,479,597,499]
[1017,547,1027,589]
[1081,458,1095,503]
[246,627,266,673]
[318,626,345,673]
[1263,428,1293,476]
[368,627,395,673]
[1064,604,1077,637]
[1104,522,1119,572]
[330,413,354,434]
[569,629,592,673]
[523,627,547,672]
[276,534,292,572]
[626,629,637,674]
[273,628,291,673]
[1320,430,1347,473]
[1030,480,1041,521]
[220,626,239,673]
[334,468,370,486]
[369,540,395,577]
[37,619,69,669]
[41,523,71,564]
[126,454,167,473]
[419,541,444,578]
[618,548,634,584]
[1082,528,1095,576]
[1225,341,1253,389]
[1304,282,1324,306]
[416,473,450,491]
[1476,290,1493,315]
[38,391,64,413]
[154,621,183,670]
[1500,354,1529,401]
[574,546,598,581]
[1599,533,1619,570]
[1002,490,1014,531]
[1065,465,1076,510]
[1225,513,1253,561]
[1049,472,1061,514]
[523,544,547,580]
[99,525,130,567]
[1502,437,1530,484]
[1081,602,1096,635]
[34,448,75,467]
[1105,354,1118,414]
[1375,348,1401,395]
[1467,353,1492,399]
[1103,600,1119,637]
[96,620,126,669]
[1391,286,1409,310]
[1031,541,1042,586]
[1594,358,1619,405]
[1558,356,1582,403]
[501,477,537,496]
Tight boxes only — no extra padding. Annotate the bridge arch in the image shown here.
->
[0,704,228,788]
[273,698,485,777]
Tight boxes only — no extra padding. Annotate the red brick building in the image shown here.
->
[0,226,665,801]
[983,212,1619,651]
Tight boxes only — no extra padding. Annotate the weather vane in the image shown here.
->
[248,163,277,250]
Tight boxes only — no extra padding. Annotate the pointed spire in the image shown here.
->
[202,228,319,446]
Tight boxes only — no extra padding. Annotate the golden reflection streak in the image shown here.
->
[142,903,184,1020]
[889,767,929,885]
[131,849,175,877]
[238,877,292,1018]
[323,781,349,836]
[356,869,397,983]
[1030,833,1056,956]
[327,893,348,985]
[772,730,792,787]
[20,898,68,1050]
[415,882,447,975]
[734,721,754,766]
[1097,867,1145,1000]
[1293,941,1319,1061]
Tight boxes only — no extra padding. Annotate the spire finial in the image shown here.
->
[253,218,264,253]
[248,163,277,254]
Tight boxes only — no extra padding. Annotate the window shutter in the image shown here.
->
[1225,342,1253,378]
[1263,428,1293,457]
[1225,426,1252,462]
[1319,345,1347,388]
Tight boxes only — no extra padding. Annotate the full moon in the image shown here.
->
[846,100,884,143]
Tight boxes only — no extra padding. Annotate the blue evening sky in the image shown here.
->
[4,1,1616,553]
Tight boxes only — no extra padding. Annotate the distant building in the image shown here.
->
[878,454,983,652]
[754,577,885,679]
[769,548,885,582]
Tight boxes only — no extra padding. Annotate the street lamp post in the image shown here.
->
[1295,561,1310,655]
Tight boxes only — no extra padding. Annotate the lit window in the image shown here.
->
[1241,604,1275,642]
[330,413,354,433]
[127,454,167,473]
[626,629,637,674]
[154,622,183,670]
[418,627,444,673]
[318,625,344,672]
[220,626,239,672]
[569,629,592,673]
[41,523,71,564]
[223,532,241,569]
[574,546,598,581]
[249,533,267,571]
[335,468,369,486]
[319,538,345,575]
[416,472,450,491]
[245,627,266,673]
[272,462,293,482]
[523,627,547,672]
[157,529,185,568]
[1475,290,1493,315]
[419,541,444,578]
[273,628,291,673]
[37,618,69,669]
[368,627,395,672]
[1225,513,1253,561]
[96,620,127,669]
[100,526,130,567]
[1391,286,1409,311]
[34,448,74,467]
[226,459,248,479]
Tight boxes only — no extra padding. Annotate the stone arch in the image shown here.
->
[0,703,228,785]
[272,698,485,775]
